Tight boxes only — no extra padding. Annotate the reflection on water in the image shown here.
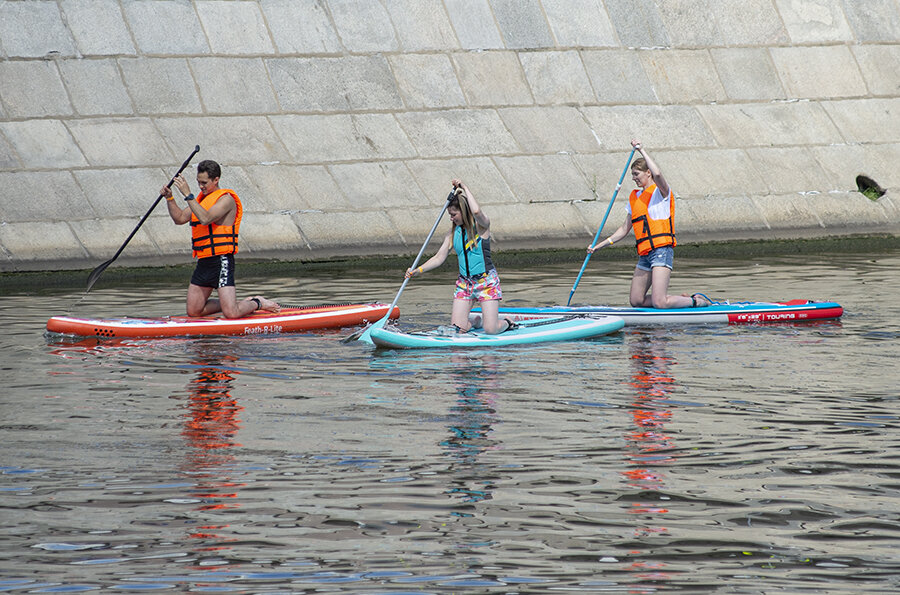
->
[183,352,243,469]
[180,346,244,556]
[624,331,677,588]
[625,332,676,491]
[442,354,501,515]
[3,252,900,591]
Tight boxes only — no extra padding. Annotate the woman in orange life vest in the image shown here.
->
[161,159,280,318]
[405,180,514,334]
[588,140,710,309]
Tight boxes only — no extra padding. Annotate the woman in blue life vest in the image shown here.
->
[405,180,514,334]
[588,140,710,309]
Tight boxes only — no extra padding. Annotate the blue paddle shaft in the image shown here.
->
[567,147,636,306]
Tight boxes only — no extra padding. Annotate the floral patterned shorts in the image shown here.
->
[454,269,502,302]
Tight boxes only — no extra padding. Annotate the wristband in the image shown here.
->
[166,196,175,202]
[608,238,614,245]
[184,193,195,201]
[417,266,423,274]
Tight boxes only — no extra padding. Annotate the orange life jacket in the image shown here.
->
[190,189,242,259]
[630,184,675,256]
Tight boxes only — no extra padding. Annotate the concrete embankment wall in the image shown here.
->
[1,0,898,274]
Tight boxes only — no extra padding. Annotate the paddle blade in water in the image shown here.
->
[356,317,387,345]
[85,258,113,292]
[341,323,371,344]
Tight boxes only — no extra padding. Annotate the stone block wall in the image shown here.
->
[1,0,898,272]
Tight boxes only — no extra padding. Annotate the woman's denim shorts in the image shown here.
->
[636,246,674,271]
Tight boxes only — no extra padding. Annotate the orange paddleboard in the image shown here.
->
[47,302,398,339]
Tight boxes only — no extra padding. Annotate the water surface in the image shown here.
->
[2,251,898,593]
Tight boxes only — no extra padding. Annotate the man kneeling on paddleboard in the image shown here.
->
[161,159,280,319]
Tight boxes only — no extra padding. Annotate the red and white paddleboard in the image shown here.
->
[489,299,843,326]
[46,302,398,339]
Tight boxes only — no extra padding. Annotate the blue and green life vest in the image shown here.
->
[453,225,494,277]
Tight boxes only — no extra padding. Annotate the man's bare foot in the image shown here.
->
[254,295,281,312]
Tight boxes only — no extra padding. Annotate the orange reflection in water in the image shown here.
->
[180,353,245,552]
[623,332,677,583]
[183,362,244,468]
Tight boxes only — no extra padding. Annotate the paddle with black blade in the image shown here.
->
[85,145,201,292]
[566,147,636,306]
[349,189,457,345]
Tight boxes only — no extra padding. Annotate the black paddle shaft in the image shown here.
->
[86,145,200,292]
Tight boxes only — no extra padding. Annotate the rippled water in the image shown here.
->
[2,250,898,593]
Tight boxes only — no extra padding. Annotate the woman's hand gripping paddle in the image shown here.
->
[352,190,456,345]
[566,147,636,306]
[85,145,201,292]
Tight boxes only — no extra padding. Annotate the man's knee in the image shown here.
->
[220,302,242,319]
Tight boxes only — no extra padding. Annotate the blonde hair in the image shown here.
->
[449,187,477,240]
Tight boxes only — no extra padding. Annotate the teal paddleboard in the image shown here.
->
[368,315,623,349]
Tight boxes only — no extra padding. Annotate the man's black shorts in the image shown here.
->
[191,254,236,288]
